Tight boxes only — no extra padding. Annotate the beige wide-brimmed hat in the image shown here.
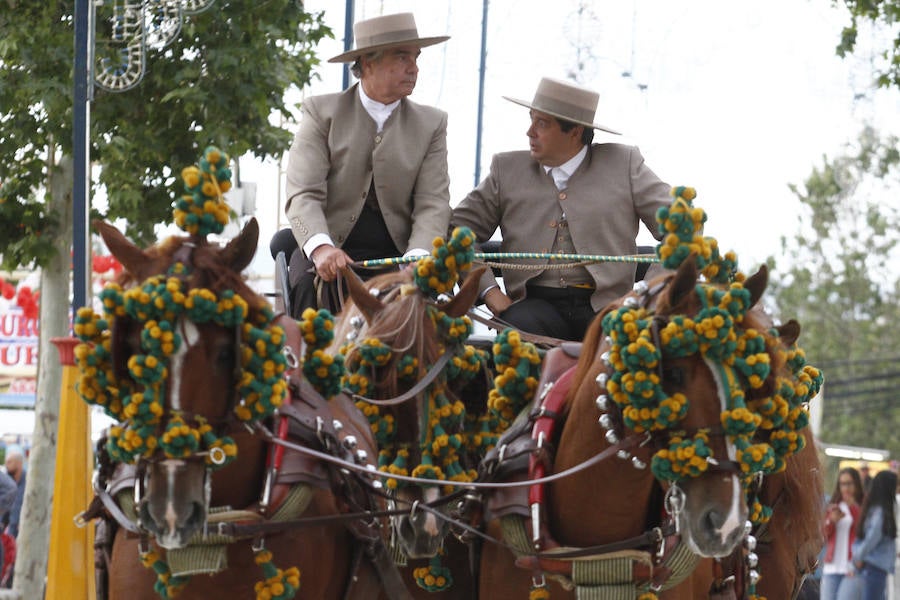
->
[329,13,450,63]
[504,77,621,135]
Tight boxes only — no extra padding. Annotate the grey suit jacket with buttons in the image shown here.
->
[451,144,671,312]
[285,84,451,255]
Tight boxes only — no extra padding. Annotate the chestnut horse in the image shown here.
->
[477,256,823,599]
[332,264,492,599]
[81,218,391,600]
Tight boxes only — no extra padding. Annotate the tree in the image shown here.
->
[766,125,900,457]
[0,3,331,596]
[834,0,900,88]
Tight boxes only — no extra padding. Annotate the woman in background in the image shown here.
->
[851,469,898,600]
[821,467,865,600]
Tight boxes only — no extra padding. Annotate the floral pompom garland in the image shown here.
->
[174,146,233,237]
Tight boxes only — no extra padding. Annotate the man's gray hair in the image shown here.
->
[350,50,385,79]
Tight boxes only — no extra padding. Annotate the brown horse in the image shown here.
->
[477,256,824,599]
[333,264,490,599]
[82,218,389,600]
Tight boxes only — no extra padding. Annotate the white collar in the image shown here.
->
[358,84,401,133]
[543,145,588,189]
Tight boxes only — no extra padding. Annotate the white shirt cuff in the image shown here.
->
[303,234,335,259]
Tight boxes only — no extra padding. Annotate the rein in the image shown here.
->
[254,418,644,490]
[345,349,454,406]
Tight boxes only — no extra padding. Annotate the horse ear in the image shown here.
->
[442,266,487,319]
[340,266,384,322]
[744,264,768,308]
[665,254,699,307]
[94,219,147,277]
[776,319,801,346]
[221,217,259,274]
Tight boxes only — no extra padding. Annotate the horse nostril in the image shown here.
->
[704,508,726,531]
[187,502,205,527]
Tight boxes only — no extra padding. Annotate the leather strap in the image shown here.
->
[467,310,567,347]
[346,349,453,406]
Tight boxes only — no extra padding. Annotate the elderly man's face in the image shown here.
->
[526,110,584,167]
[361,46,421,104]
[5,454,22,479]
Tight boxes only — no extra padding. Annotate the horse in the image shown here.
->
[475,252,824,599]
[329,240,494,599]
[77,216,404,600]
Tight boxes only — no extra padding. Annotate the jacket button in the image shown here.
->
[558,192,567,200]
[549,220,557,228]
[350,215,356,222]
[375,135,382,144]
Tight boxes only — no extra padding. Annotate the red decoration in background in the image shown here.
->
[92,254,123,275]
[15,286,39,320]
[1,280,14,300]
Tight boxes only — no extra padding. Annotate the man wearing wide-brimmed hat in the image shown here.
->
[278,12,451,316]
[451,77,671,341]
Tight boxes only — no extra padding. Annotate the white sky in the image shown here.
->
[231,0,899,282]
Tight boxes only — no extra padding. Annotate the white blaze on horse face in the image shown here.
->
[703,357,747,544]
[169,321,201,411]
[163,459,186,541]
[422,486,442,536]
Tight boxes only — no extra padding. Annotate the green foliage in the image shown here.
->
[834,0,900,88]
[0,1,331,262]
[766,125,900,456]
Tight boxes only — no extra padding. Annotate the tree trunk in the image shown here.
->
[10,155,75,600]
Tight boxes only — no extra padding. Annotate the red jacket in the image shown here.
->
[823,503,861,564]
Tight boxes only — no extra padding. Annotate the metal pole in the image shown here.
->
[341,0,355,90]
[73,0,93,318]
[474,0,489,186]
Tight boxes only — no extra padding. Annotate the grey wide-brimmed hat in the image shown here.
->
[329,13,450,63]
[504,77,621,135]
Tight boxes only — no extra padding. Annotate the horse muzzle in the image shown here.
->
[392,487,449,559]
[138,458,210,549]
[677,474,748,558]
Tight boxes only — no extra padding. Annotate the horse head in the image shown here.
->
[90,217,268,549]
[337,261,486,560]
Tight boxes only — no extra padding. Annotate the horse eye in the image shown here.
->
[662,367,684,385]
[216,345,236,366]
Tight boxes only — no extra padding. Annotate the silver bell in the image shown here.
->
[350,315,364,329]
[600,351,611,366]
[747,551,758,569]
[633,280,649,295]
[623,296,639,308]
[346,329,359,342]
[595,372,608,387]
[605,430,619,444]
[745,534,757,551]
[356,449,368,463]
[595,395,609,411]
[631,456,647,470]
[332,419,344,432]
[617,449,631,460]
[748,570,760,586]
[599,414,613,429]
[604,336,614,347]
[343,435,358,450]
[743,520,753,537]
